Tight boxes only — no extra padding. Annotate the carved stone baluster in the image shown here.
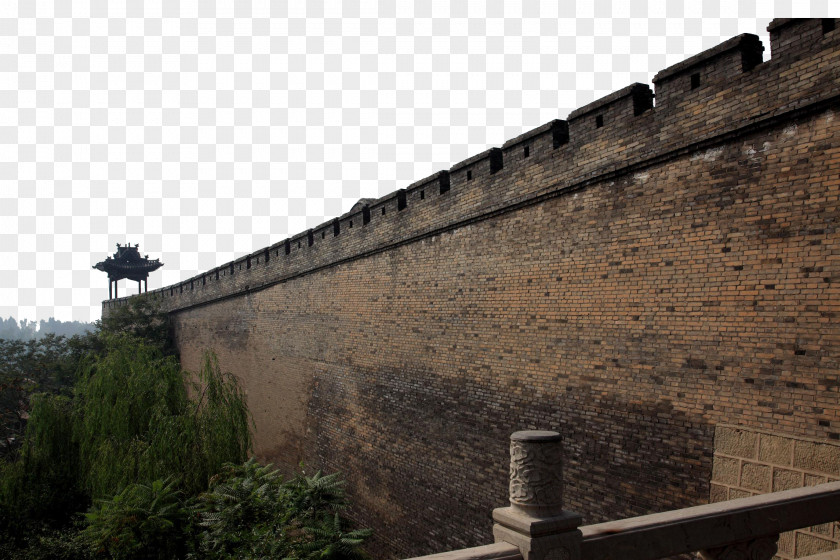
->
[493,431,582,560]
[508,431,565,516]
[699,535,779,560]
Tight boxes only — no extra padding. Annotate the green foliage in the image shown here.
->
[0,523,92,560]
[159,351,253,496]
[0,334,80,459]
[0,296,370,559]
[190,459,289,558]
[293,513,373,560]
[0,394,85,530]
[82,477,189,560]
[191,460,370,560]
[283,470,349,520]
[0,297,169,461]
[74,337,252,500]
[1,334,251,556]
[283,470,371,560]
[94,296,174,356]
[73,336,187,499]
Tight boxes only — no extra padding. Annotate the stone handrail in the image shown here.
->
[580,481,840,560]
[406,542,522,560]
[406,431,840,560]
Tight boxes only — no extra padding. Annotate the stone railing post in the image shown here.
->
[493,431,582,560]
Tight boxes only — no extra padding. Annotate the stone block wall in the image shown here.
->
[711,425,840,558]
[107,20,840,558]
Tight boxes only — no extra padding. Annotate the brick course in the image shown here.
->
[107,19,840,558]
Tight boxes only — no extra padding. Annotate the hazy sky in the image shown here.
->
[1,2,824,323]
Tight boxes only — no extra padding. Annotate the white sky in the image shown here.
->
[0,2,828,324]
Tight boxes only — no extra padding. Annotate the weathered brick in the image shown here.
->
[712,456,740,486]
[778,531,795,556]
[759,433,795,466]
[796,532,837,556]
[794,441,840,476]
[728,488,753,499]
[810,522,833,536]
[740,461,771,492]
[773,467,804,492]
[716,427,759,459]
[709,483,729,503]
[806,473,830,487]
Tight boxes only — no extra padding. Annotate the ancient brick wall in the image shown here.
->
[711,425,840,558]
[107,19,840,558]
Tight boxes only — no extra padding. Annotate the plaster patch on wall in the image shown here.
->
[784,123,798,136]
[691,147,725,161]
[633,173,650,183]
[826,109,835,123]
[744,142,771,164]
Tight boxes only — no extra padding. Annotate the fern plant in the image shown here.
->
[82,477,188,560]
[284,470,348,519]
[190,460,371,560]
[292,513,373,560]
[190,458,288,558]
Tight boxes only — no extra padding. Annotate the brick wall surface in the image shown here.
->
[108,20,840,558]
[711,425,840,559]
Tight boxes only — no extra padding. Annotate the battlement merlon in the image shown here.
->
[768,18,838,61]
[653,34,764,107]
[502,119,569,152]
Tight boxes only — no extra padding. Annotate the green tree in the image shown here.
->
[0,335,80,460]
[94,296,175,356]
[74,336,252,501]
[0,393,85,529]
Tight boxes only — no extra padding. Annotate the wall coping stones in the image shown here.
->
[567,83,653,121]
[767,19,802,32]
[406,170,450,192]
[652,33,765,83]
[501,120,568,150]
[449,147,501,173]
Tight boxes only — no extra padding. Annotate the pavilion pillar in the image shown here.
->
[109,280,112,299]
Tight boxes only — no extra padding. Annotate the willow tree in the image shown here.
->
[74,335,252,499]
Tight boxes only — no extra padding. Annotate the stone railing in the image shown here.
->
[407,431,840,560]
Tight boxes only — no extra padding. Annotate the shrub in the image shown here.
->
[82,477,189,560]
[292,512,373,560]
[0,523,92,560]
[94,295,175,357]
[74,337,252,500]
[190,459,289,558]
[191,460,371,560]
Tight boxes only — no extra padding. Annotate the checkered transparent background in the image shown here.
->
[0,1,829,323]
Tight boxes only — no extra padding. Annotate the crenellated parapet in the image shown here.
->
[103,18,840,316]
